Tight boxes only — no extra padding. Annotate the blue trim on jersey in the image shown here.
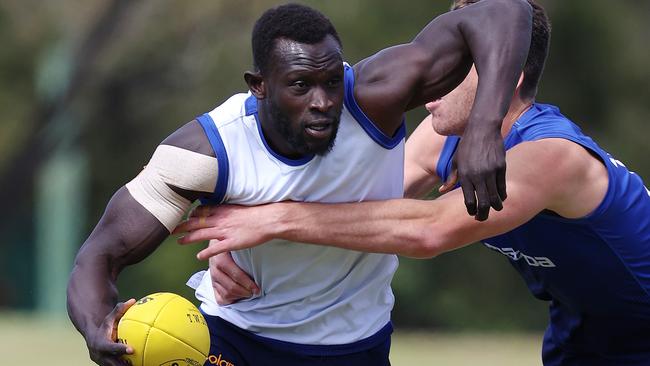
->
[343,64,406,149]
[196,113,229,204]
[203,313,393,357]
[436,135,460,182]
[244,95,315,166]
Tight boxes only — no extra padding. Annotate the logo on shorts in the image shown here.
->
[207,354,235,366]
[483,242,556,267]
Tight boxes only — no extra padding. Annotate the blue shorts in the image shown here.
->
[542,326,650,366]
[202,314,392,366]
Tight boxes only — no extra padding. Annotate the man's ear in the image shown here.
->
[244,71,265,99]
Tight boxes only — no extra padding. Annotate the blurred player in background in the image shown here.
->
[67,2,533,365]
[177,1,650,365]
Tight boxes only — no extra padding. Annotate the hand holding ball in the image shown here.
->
[117,293,210,366]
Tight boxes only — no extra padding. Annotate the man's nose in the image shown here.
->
[310,87,334,112]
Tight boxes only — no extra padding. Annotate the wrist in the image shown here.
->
[80,323,102,344]
[466,114,502,130]
[264,202,295,239]
[464,114,504,142]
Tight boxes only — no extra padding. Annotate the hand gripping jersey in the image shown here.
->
[438,103,650,364]
[190,64,405,352]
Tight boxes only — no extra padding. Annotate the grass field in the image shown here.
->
[0,313,542,365]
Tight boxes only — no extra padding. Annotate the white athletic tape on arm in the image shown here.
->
[126,145,218,232]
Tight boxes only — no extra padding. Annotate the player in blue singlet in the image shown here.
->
[432,104,650,365]
[176,1,650,364]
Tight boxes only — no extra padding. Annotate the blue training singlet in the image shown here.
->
[437,103,650,364]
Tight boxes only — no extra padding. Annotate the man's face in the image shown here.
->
[425,66,478,136]
[262,35,344,158]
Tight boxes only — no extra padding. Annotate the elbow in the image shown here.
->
[404,232,446,259]
[68,249,87,286]
[403,226,467,259]
[68,243,119,287]
[66,252,88,317]
[502,0,533,27]
[492,0,532,14]
[67,249,93,295]
[482,0,532,28]
[69,244,97,276]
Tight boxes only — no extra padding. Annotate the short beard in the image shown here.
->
[268,101,339,157]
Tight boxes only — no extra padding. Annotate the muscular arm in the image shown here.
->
[66,120,215,365]
[66,188,169,347]
[355,0,531,134]
[177,139,608,260]
[355,0,532,219]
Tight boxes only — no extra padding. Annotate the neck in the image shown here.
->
[500,97,533,138]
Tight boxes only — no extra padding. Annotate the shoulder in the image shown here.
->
[506,138,608,218]
[507,138,589,181]
[161,120,215,157]
[176,93,251,153]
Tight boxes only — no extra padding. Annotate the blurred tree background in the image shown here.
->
[0,0,648,334]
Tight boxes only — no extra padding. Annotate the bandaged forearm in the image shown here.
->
[126,144,218,232]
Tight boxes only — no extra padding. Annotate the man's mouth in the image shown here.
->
[305,120,333,139]
[425,99,442,113]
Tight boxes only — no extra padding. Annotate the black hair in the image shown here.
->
[251,3,342,74]
[452,0,551,100]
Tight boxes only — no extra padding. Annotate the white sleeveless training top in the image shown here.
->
[191,63,405,345]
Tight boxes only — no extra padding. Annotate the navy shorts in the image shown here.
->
[202,314,392,366]
[542,326,650,366]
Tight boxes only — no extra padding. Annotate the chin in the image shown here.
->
[432,124,452,136]
[306,128,339,156]
[433,121,464,136]
[306,136,336,156]
[311,143,334,156]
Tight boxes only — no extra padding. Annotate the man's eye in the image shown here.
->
[292,81,307,88]
[327,78,342,87]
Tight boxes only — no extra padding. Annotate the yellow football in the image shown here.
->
[117,292,210,366]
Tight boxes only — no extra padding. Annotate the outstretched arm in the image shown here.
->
[67,120,216,366]
[354,0,532,220]
[177,138,598,260]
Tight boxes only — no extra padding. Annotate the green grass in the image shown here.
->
[391,331,542,365]
[0,313,542,365]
